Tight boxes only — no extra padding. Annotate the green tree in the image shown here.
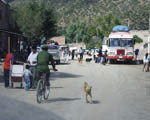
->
[133,35,143,43]
[13,1,57,43]
[94,13,122,37]
[65,22,90,43]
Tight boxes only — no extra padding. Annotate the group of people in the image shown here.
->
[3,45,57,90]
[63,47,84,62]
[91,48,108,65]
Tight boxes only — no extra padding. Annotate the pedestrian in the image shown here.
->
[97,47,102,63]
[143,53,150,72]
[27,45,38,89]
[64,48,69,63]
[3,51,15,88]
[23,65,32,90]
[79,47,84,61]
[101,54,105,65]
[135,48,139,61]
[72,49,75,60]
[104,50,108,64]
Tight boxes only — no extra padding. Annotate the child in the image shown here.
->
[23,65,32,90]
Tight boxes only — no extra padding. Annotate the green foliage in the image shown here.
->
[65,22,90,43]
[94,13,122,37]
[65,14,121,49]
[12,0,150,31]
[13,1,57,43]
[133,35,143,43]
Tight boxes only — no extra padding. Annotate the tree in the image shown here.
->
[94,13,122,37]
[13,1,57,43]
[133,35,143,43]
[65,22,90,43]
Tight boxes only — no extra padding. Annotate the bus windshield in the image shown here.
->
[109,38,133,47]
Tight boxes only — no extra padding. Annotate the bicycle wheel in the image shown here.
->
[36,80,43,103]
[44,86,50,100]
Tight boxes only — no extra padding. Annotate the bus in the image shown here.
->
[102,31,134,63]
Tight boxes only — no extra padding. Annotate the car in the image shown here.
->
[47,45,61,64]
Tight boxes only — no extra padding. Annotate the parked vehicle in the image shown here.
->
[102,26,134,63]
[47,45,61,64]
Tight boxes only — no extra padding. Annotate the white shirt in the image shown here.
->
[23,69,32,77]
[27,52,38,66]
[143,55,150,63]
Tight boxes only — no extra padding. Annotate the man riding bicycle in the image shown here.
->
[36,45,58,88]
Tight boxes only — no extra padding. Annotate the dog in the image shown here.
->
[83,82,92,103]
[85,58,92,63]
[78,57,82,64]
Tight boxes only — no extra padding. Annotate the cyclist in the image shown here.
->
[36,45,57,88]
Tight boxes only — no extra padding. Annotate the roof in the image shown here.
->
[109,32,133,39]
[50,36,65,45]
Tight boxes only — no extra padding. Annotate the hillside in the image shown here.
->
[11,0,150,30]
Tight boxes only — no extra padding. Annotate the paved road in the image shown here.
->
[0,60,150,120]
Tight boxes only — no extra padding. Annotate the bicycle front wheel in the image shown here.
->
[36,80,43,103]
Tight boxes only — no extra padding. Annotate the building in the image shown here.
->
[0,0,10,54]
[50,36,65,46]
[0,0,23,58]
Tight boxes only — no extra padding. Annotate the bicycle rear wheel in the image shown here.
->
[36,80,43,103]
[44,86,50,100]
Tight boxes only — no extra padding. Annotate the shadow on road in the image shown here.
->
[50,86,64,89]
[92,100,101,104]
[51,72,82,80]
[106,60,143,66]
[46,97,81,103]
[59,62,70,65]
[0,95,65,120]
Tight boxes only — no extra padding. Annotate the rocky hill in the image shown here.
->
[11,0,150,30]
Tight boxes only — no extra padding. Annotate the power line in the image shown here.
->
[0,29,24,37]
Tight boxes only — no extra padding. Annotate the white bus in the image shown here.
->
[102,32,134,63]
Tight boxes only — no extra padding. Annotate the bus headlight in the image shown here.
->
[126,52,133,55]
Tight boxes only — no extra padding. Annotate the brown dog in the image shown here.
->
[78,57,82,64]
[84,82,92,103]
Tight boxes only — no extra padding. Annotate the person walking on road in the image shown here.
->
[23,65,32,90]
[36,45,57,88]
[27,46,38,88]
[72,50,75,60]
[64,48,69,63]
[79,47,84,60]
[3,51,15,88]
[143,53,150,72]
[135,48,139,61]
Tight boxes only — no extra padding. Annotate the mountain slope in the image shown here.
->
[11,0,150,30]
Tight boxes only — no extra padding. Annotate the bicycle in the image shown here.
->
[36,71,50,103]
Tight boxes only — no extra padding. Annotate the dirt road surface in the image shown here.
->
[0,60,150,120]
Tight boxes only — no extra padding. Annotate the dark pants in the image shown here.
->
[4,69,10,87]
[37,66,50,87]
[72,54,74,60]
[80,53,83,60]
[30,66,37,88]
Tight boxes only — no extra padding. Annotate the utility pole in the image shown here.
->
[127,18,130,27]
[8,35,10,53]
[148,13,150,54]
